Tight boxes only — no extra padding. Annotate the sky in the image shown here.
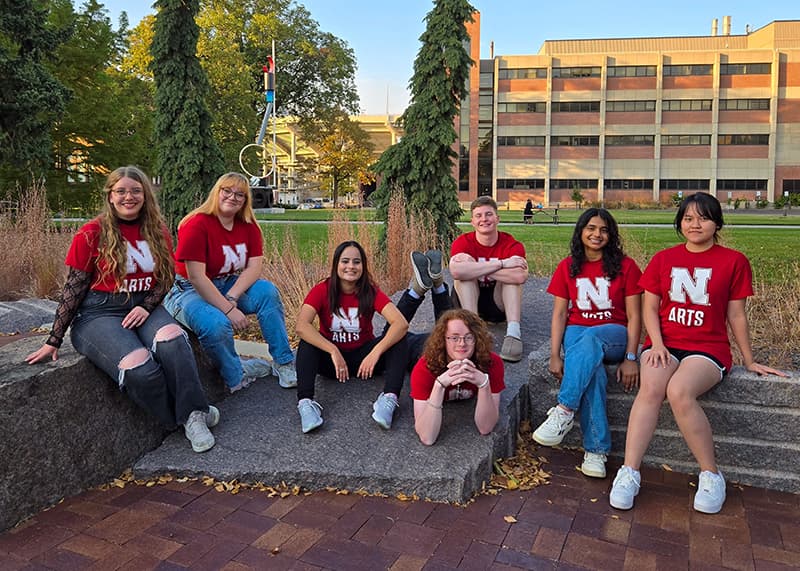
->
[98,1,797,115]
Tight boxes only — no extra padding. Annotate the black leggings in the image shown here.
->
[296,335,408,401]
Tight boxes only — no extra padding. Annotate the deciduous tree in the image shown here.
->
[311,114,374,207]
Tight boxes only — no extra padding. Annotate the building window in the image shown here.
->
[497,102,546,113]
[606,100,656,112]
[479,72,493,88]
[551,136,599,146]
[552,101,600,113]
[550,179,597,189]
[552,66,601,78]
[661,135,711,146]
[719,63,771,75]
[662,99,712,111]
[784,179,800,193]
[498,68,547,79]
[604,179,654,190]
[660,179,710,190]
[718,134,769,145]
[605,135,655,146]
[719,99,770,111]
[497,178,545,189]
[497,136,545,146]
[663,64,713,76]
[717,179,768,191]
[606,65,657,77]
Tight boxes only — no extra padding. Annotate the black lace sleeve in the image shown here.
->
[46,268,93,348]
[139,280,170,313]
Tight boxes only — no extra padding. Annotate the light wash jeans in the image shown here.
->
[163,275,294,389]
[558,323,627,454]
[70,291,209,427]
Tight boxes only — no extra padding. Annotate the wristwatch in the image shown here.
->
[625,352,638,362]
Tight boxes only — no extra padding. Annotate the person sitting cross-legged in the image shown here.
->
[449,196,528,362]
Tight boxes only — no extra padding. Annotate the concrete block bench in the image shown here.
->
[0,334,226,532]
[527,342,800,493]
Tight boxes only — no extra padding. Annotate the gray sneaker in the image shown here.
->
[241,358,272,378]
[206,405,220,428]
[184,410,215,453]
[372,392,399,429]
[425,249,444,288]
[410,251,433,296]
[298,398,323,433]
[272,361,298,388]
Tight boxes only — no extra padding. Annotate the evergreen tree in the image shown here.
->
[372,0,475,246]
[0,0,72,189]
[151,0,224,228]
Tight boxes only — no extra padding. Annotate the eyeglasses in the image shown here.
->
[111,188,143,197]
[445,334,476,345]
[221,187,247,202]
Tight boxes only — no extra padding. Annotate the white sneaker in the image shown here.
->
[372,392,399,429]
[609,466,641,510]
[532,406,574,446]
[694,470,726,514]
[240,358,272,378]
[273,362,298,388]
[206,405,220,428]
[184,410,215,453]
[581,452,607,478]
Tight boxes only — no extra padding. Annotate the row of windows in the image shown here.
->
[606,65,657,77]
[498,63,771,81]
[494,134,769,146]
[498,98,768,114]
[495,179,771,191]
[497,136,545,146]
[662,99,712,112]
[551,101,600,112]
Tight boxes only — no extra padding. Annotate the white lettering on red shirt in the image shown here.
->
[669,267,712,305]
[219,244,248,274]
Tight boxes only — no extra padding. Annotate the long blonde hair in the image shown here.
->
[178,172,257,228]
[96,166,174,291]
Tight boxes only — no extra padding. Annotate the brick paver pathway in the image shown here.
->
[2,447,798,570]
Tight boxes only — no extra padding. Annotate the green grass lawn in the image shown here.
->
[260,219,798,284]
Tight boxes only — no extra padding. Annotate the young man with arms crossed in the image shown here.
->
[449,196,528,362]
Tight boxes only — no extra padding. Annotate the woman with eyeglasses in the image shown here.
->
[294,241,408,433]
[26,166,218,453]
[532,208,642,480]
[410,308,504,445]
[163,172,296,393]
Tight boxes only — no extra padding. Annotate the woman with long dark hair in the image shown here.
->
[26,166,217,452]
[294,241,408,432]
[410,308,504,445]
[532,208,643,479]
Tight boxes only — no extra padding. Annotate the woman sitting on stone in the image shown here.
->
[26,166,218,453]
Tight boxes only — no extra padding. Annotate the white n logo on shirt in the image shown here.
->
[331,307,360,332]
[219,244,248,274]
[126,240,155,274]
[575,277,612,310]
[669,267,711,305]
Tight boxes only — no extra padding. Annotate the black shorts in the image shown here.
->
[451,282,507,323]
[642,345,727,379]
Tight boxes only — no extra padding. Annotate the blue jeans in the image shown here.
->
[558,324,627,454]
[70,291,209,427]
[163,275,293,389]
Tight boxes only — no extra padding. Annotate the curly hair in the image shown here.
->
[423,309,494,376]
[568,207,624,280]
[179,172,257,228]
[95,166,174,292]
[328,240,375,318]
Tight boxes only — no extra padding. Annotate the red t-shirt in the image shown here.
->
[639,243,753,370]
[174,213,264,279]
[450,231,526,286]
[547,256,643,327]
[410,353,505,401]
[303,278,391,351]
[65,218,170,293]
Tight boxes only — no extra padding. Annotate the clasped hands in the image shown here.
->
[438,358,483,387]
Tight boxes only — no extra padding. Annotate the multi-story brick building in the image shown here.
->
[458,14,800,207]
